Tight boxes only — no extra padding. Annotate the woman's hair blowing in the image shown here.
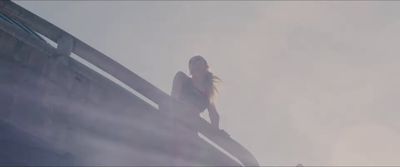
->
[205,70,221,103]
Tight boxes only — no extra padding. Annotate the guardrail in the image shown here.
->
[0,1,259,166]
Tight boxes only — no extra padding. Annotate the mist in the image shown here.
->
[14,1,400,166]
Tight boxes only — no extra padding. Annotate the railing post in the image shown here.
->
[56,34,74,57]
[52,35,74,66]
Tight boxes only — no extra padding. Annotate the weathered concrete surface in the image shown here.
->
[0,120,74,165]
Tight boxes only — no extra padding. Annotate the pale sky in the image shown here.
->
[16,1,400,166]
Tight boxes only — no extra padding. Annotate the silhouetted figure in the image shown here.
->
[171,55,221,128]
[170,55,222,164]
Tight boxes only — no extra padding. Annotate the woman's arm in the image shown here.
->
[208,102,220,129]
[171,71,186,99]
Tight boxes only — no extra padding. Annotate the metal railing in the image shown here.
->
[0,1,259,166]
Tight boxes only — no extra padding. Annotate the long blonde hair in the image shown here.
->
[205,71,221,103]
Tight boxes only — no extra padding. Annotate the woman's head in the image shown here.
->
[188,55,221,103]
[189,55,209,76]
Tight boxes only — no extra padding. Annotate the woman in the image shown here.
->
[169,55,222,164]
[171,55,221,129]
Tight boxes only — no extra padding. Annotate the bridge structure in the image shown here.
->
[0,1,259,166]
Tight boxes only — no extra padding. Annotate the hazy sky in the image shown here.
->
[16,1,400,166]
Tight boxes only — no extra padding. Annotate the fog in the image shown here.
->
[15,1,400,166]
